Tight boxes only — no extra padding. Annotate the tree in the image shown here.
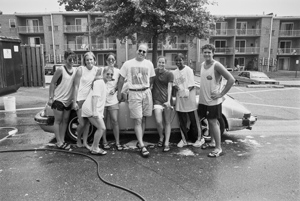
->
[91,0,218,67]
[58,0,96,11]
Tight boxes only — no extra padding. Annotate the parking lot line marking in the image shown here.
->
[241,102,300,110]
[229,88,298,95]
[0,107,44,113]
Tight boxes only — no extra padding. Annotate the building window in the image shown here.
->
[54,26,58,31]
[55,45,59,50]
[48,26,52,31]
[9,19,16,28]
[215,40,227,53]
[50,45,53,49]
[29,37,41,46]
[272,30,275,36]
[264,47,268,52]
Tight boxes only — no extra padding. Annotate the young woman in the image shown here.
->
[48,50,76,149]
[101,53,123,151]
[152,56,174,152]
[81,67,112,155]
[73,52,98,150]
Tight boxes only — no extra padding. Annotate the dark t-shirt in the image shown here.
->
[152,68,174,105]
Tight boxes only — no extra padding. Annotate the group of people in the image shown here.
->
[48,43,234,158]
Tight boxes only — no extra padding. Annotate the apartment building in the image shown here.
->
[0,12,299,72]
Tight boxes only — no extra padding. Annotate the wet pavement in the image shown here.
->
[1,86,300,201]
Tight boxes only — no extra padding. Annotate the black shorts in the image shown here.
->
[197,103,222,120]
[51,100,72,111]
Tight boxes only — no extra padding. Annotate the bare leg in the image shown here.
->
[88,117,106,151]
[208,118,221,151]
[164,107,173,147]
[154,108,164,142]
[82,124,90,150]
[60,110,71,143]
[134,118,144,147]
[53,109,64,145]
[76,109,86,147]
[109,109,120,145]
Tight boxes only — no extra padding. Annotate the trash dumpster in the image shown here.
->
[0,36,23,96]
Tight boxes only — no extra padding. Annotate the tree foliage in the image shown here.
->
[58,0,96,11]
[91,0,219,66]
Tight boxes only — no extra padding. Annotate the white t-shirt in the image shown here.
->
[173,65,197,112]
[81,79,107,118]
[105,68,120,106]
[77,65,98,101]
[119,58,155,89]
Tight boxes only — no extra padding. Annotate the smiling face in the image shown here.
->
[203,48,214,62]
[104,68,114,82]
[175,57,184,69]
[65,54,76,68]
[84,52,95,68]
[136,44,147,61]
[157,57,166,70]
[106,54,116,67]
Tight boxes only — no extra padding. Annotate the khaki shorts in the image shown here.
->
[128,88,153,119]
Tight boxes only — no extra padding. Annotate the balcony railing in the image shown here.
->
[279,30,300,37]
[235,47,260,54]
[210,29,235,36]
[65,43,117,51]
[277,48,300,55]
[236,29,261,36]
[148,43,189,50]
[18,26,44,33]
[91,43,117,50]
[215,47,234,54]
[64,25,88,32]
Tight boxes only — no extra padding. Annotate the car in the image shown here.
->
[34,84,257,142]
[234,71,279,85]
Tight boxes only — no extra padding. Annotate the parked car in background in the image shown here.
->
[234,71,279,85]
[34,83,257,142]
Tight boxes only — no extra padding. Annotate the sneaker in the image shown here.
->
[193,138,205,147]
[177,139,188,148]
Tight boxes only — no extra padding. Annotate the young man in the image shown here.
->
[117,43,155,158]
[48,50,76,149]
[198,44,235,157]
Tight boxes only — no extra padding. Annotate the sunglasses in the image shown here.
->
[107,58,115,62]
[68,57,76,62]
[106,73,114,77]
[138,49,146,54]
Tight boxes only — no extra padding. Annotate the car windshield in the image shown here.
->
[250,72,269,79]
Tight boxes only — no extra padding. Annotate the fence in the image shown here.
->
[21,45,45,87]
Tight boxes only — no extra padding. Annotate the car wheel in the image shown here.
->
[200,117,225,140]
[250,82,255,84]
[65,111,96,142]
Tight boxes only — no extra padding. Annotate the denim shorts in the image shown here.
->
[51,100,72,111]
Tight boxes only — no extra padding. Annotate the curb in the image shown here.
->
[246,84,285,88]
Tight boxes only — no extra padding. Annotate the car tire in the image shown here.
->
[65,111,96,142]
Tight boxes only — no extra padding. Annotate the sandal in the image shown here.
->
[163,145,170,152]
[207,149,222,157]
[116,144,124,151]
[56,142,71,150]
[103,143,111,150]
[90,148,107,156]
[201,143,216,150]
[157,140,163,147]
[140,146,150,158]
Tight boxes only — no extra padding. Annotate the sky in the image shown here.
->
[0,0,299,16]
